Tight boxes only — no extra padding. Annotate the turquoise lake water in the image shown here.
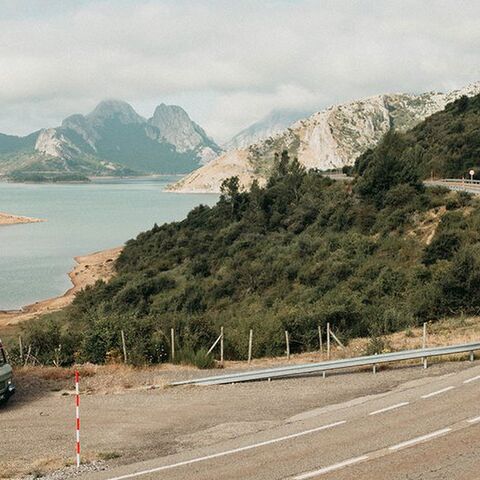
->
[0,177,218,310]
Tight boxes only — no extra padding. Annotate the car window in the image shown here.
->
[0,348,6,366]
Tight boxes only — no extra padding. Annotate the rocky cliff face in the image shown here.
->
[148,104,222,165]
[0,100,222,179]
[171,82,480,193]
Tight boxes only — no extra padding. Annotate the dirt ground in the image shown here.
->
[0,247,122,328]
[1,314,479,479]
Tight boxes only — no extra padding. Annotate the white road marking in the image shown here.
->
[388,428,451,451]
[369,402,410,416]
[105,420,347,480]
[421,386,455,399]
[464,375,480,384]
[467,416,480,424]
[293,455,369,479]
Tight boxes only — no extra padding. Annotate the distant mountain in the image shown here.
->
[0,100,222,181]
[224,108,313,150]
[170,82,480,193]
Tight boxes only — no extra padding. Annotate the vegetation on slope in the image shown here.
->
[17,147,480,365]
[353,94,480,179]
[13,94,480,366]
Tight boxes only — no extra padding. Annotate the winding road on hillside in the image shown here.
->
[82,364,480,480]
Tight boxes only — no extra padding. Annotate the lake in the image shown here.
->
[0,177,218,310]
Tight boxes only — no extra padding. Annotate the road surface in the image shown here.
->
[82,364,480,480]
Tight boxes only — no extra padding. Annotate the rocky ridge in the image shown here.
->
[171,82,480,193]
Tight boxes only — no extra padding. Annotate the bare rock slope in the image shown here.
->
[171,82,480,193]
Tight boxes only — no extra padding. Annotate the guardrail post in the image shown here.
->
[373,353,377,374]
[423,357,428,369]
[470,351,475,362]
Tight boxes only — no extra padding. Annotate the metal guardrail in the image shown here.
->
[171,342,480,386]
[425,180,480,195]
[441,178,480,185]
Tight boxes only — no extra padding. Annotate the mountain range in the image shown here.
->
[170,82,480,193]
[0,100,222,181]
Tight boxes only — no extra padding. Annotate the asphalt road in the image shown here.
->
[82,364,480,480]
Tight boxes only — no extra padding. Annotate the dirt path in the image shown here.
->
[0,247,122,327]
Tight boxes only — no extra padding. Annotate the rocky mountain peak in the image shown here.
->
[148,103,218,155]
[87,99,145,126]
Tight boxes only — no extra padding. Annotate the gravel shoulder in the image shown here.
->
[0,358,476,479]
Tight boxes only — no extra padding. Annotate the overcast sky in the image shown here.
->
[0,0,479,143]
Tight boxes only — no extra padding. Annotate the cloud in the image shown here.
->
[0,0,479,142]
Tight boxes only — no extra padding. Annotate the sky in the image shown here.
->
[0,0,479,143]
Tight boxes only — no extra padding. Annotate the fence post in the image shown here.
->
[285,331,290,360]
[19,336,23,364]
[422,322,427,368]
[220,326,224,366]
[170,328,175,362]
[318,326,323,354]
[121,330,128,364]
[248,329,253,364]
[75,370,80,468]
[327,323,331,360]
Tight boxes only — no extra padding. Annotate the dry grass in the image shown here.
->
[13,362,195,398]
[11,316,480,397]
[225,315,480,369]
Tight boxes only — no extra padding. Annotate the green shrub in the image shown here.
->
[174,347,215,369]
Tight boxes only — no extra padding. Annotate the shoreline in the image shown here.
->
[0,212,45,226]
[0,246,122,327]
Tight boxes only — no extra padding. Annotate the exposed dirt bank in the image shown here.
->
[0,247,122,327]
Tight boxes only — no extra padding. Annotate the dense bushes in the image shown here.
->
[16,143,480,366]
[354,94,480,180]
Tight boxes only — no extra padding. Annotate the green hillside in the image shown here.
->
[20,147,480,365]
[15,94,480,365]
[354,94,480,180]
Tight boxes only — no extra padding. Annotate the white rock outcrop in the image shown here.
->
[171,82,480,193]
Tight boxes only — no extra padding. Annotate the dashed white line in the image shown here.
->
[294,455,369,479]
[369,402,410,416]
[464,375,480,384]
[421,386,455,399]
[388,428,452,451]
[105,420,347,480]
[468,416,480,424]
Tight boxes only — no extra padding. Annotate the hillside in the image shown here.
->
[171,82,480,193]
[354,94,480,180]
[19,145,480,365]
[0,100,222,181]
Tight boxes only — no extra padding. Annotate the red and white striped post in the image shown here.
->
[75,370,80,468]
